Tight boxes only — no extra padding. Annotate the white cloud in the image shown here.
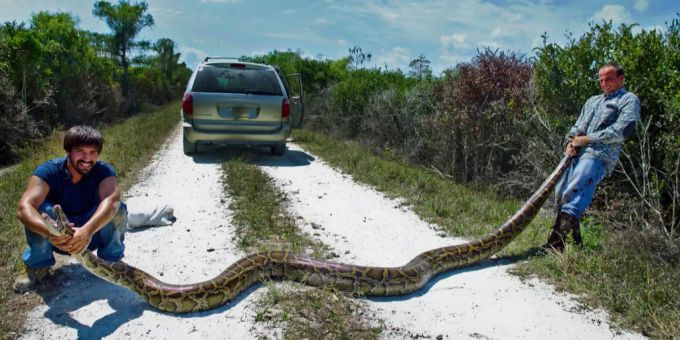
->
[179,46,209,68]
[646,24,666,34]
[376,47,411,69]
[200,0,242,3]
[491,26,516,38]
[314,17,329,25]
[440,33,467,47]
[633,0,648,12]
[282,9,296,15]
[477,41,502,49]
[336,39,347,45]
[591,5,632,25]
[438,53,469,66]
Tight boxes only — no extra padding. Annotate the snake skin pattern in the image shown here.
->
[42,155,572,313]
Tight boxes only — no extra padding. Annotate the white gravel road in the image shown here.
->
[18,125,644,339]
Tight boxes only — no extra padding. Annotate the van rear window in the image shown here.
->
[192,66,283,95]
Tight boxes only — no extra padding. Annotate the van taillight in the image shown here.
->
[282,98,290,118]
[182,93,193,115]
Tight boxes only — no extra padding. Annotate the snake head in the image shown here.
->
[41,205,75,237]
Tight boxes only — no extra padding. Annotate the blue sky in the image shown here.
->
[1,0,677,74]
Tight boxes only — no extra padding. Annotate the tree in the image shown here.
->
[93,0,154,100]
[153,38,180,80]
[408,54,432,80]
[348,46,372,70]
[1,21,43,107]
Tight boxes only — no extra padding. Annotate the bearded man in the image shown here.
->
[14,125,127,292]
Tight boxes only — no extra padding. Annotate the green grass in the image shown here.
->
[513,225,680,339]
[293,128,680,339]
[0,101,180,339]
[221,155,382,339]
[292,129,554,256]
[222,155,329,256]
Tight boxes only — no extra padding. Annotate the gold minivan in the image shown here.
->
[181,58,302,155]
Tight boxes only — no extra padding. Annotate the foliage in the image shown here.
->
[93,0,154,100]
[348,45,372,70]
[428,49,533,182]
[534,18,680,239]
[408,54,432,80]
[243,49,348,97]
[0,7,190,166]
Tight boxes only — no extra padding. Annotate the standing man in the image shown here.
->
[545,63,641,251]
[14,126,127,293]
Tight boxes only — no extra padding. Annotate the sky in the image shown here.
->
[1,0,678,75]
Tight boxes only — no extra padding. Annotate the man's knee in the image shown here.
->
[112,202,128,230]
[37,201,56,219]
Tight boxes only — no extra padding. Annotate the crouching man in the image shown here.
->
[14,125,127,293]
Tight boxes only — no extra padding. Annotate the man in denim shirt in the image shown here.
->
[13,126,127,292]
[545,63,640,251]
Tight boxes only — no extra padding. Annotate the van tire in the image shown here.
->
[183,134,197,155]
[271,143,286,155]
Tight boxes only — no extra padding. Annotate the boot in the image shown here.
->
[571,219,583,246]
[13,266,53,293]
[543,212,576,252]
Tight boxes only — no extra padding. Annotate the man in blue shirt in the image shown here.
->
[545,63,640,251]
[14,126,127,293]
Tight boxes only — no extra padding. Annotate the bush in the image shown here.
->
[534,18,680,240]
[426,49,533,183]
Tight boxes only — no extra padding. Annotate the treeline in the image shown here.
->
[0,1,191,165]
[249,18,680,242]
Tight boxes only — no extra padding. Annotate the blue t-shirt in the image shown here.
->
[33,157,117,216]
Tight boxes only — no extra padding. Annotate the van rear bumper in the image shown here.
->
[183,121,291,145]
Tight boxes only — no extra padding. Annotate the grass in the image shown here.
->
[291,129,554,256]
[221,154,382,339]
[292,128,680,339]
[0,101,180,340]
[513,224,680,339]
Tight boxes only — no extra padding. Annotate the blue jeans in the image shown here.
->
[21,201,127,269]
[556,158,607,219]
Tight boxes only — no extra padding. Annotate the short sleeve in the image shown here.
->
[32,160,59,187]
[94,161,117,181]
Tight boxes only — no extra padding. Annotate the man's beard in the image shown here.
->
[69,157,94,176]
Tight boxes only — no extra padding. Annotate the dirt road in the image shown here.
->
[19,126,643,339]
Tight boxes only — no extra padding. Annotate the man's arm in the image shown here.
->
[66,176,121,254]
[567,97,596,138]
[16,176,72,251]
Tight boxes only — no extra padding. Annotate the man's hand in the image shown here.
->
[66,226,93,254]
[565,135,589,157]
[45,215,75,253]
[48,234,73,253]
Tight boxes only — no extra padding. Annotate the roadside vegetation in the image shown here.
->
[2,0,678,338]
[293,129,679,338]
[249,17,679,339]
[0,1,191,166]
[0,101,179,339]
[221,155,382,339]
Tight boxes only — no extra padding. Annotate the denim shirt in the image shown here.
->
[567,88,641,175]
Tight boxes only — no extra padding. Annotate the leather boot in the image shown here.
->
[13,266,53,293]
[571,218,583,246]
[544,212,575,252]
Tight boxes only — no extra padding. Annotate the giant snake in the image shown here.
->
[41,155,572,313]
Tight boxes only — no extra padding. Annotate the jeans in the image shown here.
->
[556,158,607,219]
[21,201,127,269]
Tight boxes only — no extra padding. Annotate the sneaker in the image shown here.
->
[13,267,53,293]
